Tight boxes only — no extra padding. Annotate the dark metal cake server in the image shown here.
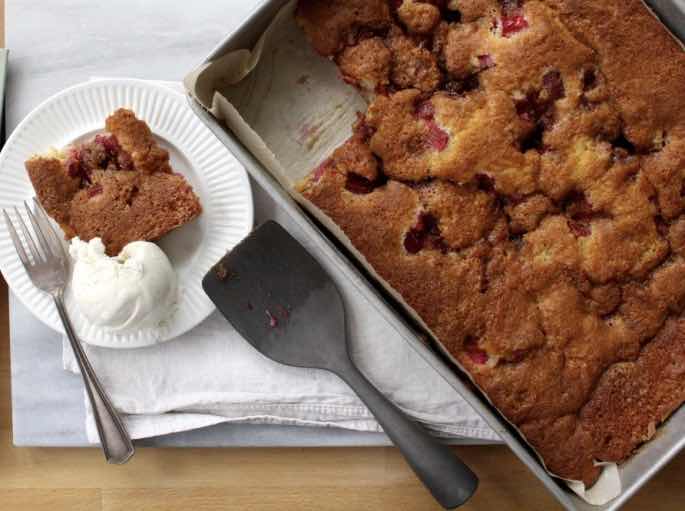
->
[202,220,478,509]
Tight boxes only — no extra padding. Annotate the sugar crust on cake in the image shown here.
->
[296,0,685,485]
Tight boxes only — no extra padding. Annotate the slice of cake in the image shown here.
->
[26,108,202,255]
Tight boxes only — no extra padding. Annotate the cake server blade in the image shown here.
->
[202,220,478,509]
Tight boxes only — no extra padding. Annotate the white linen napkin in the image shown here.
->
[62,79,496,444]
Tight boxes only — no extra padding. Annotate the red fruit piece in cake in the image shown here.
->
[426,122,449,151]
[312,158,333,182]
[414,99,449,152]
[464,337,490,365]
[568,219,592,237]
[515,70,565,130]
[94,133,120,156]
[477,54,495,70]
[86,183,103,198]
[499,0,528,38]
[475,173,495,192]
[66,149,91,185]
[501,12,528,37]
[468,349,490,365]
[404,212,446,253]
[345,173,376,194]
[415,99,435,121]
[542,70,565,102]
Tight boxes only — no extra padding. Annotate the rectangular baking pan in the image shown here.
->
[185,1,685,509]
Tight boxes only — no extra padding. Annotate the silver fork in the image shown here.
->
[4,199,134,464]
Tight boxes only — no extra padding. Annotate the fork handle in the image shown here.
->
[54,293,134,464]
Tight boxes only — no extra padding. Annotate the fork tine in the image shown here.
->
[24,200,54,259]
[13,205,43,263]
[33,198,66,256]
[3,209,30,267]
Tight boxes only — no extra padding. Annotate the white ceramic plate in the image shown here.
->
[0,79,253,348]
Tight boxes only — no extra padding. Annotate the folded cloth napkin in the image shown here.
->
[63,79,496,444]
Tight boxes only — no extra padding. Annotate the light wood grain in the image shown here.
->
[0,490,102,511]
[0,3,683,510]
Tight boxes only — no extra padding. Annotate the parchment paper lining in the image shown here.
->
[181,0,661,505]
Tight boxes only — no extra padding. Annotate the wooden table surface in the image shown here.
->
[1,4,684,510]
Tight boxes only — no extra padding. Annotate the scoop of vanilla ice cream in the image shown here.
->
[69,237,177,332]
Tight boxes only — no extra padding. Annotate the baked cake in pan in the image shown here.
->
[26,109,202,255]
[295,0,685,486]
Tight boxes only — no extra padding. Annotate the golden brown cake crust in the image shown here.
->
[27,109,202,255]
[105,108,172,175]
[297,0,685,486]
[295,0,392,56]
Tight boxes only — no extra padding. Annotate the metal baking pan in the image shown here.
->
[185,1,685,509]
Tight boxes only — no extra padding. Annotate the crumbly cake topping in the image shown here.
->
[27,109,202,255]
[296,0,685,485]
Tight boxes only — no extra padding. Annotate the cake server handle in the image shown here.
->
[54,293,135,464]
[337,362,478,509]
